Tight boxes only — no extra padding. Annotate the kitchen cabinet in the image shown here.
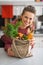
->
[0,1,43,16]
[35,6,42,16]
[13,6,24,16]
[0,1,43,29]
[13,5,43,16]
[0,1,43,5]
[13,1,43,16]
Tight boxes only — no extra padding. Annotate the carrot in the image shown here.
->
[27,33,33,40]
[18,33,23,38]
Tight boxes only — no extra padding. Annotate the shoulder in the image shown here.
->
[11,19,18,25]
[11,16,21,25]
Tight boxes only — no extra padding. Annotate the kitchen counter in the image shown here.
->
[0,48,43,65]
[34,34,43,37]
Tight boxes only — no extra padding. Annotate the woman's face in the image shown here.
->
[21,11,35,27]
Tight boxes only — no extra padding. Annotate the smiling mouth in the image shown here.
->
[24,21,29,25]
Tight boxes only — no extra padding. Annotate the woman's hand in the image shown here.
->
[7,47,14,56]
[29,37,35,49]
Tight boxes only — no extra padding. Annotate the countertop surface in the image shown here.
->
[0,48,43,65]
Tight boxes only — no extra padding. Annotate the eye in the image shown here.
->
[30,18,32,20]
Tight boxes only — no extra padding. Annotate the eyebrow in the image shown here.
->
[25,16,28,18]
[25,16,32,20]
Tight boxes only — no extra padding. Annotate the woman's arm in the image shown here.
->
[1,35,15,56]
[1,35,12,51]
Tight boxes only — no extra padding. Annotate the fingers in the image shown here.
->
[7,47,14,56]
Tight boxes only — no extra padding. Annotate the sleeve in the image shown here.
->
[1,35,12,51]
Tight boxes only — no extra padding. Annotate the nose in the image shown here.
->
[27,19,30,23]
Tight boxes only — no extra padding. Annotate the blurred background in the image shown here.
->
[0,0,43,47]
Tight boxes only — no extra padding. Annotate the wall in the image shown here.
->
[13,5,43,16]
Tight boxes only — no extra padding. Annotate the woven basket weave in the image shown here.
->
[11,38,30,58]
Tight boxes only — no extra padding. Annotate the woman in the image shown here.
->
[1,5,36,57]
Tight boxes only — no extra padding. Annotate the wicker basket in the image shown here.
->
[11,38,30,58]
